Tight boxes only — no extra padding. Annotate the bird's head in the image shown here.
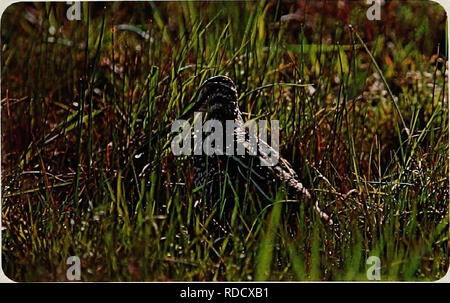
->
[194,75,239,121]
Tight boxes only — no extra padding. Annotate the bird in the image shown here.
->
[185,75,332,225]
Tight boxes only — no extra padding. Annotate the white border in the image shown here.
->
[0,0,448,283]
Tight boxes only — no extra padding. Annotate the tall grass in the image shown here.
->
[1,1,448,281]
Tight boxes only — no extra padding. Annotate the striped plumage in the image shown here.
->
[191,76,331,224]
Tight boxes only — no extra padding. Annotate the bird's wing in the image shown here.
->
[243,137,311,199]
[243,137,332,224]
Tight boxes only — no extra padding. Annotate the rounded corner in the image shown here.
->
[0,1,22,30]
[0,259,18,283]
[428,0,450,19]
[434,260,450,282]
